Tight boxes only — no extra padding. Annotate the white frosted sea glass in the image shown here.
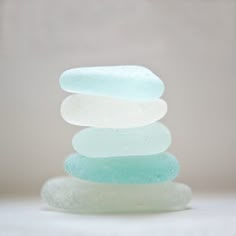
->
[41,177,192,214]
[61,94,167,128]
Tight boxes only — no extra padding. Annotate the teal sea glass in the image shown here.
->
[59,65,164,100]
[64,152,179,184]
[72,122,171,157]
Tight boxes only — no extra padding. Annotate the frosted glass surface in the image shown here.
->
[72,122,171,157]
[41,177,192,214]
[64,152,179,184]
[61,94,167,128]
[59,65,164,100]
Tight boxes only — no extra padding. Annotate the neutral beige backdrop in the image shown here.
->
[0,0,235,195]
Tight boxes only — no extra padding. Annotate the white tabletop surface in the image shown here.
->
[0,193,236,236]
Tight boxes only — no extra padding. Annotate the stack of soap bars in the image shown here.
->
[41,65,192,214]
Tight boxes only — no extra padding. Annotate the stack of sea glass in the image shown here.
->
[41,66,192,213]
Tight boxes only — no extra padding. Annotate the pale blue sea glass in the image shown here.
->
[72,122,171,157]
[59,66,164,100]
[64,152,179,184]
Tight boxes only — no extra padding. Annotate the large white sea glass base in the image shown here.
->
[41,177,192,214]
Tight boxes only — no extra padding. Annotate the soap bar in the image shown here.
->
[72,122,171,157]
[41,177,192,214]
[64,152,179,184]
[61,94,167,128]
[59,66,164,100]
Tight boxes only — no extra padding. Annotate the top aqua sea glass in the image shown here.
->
[59,65,164,100]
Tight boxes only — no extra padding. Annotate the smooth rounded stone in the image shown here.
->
[59,65,164,100]
[61,94,167,128]
[72,122,171,157]
[64,152,179,184]
[41,176,192,214]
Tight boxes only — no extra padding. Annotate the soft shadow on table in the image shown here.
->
[40,206,193,219]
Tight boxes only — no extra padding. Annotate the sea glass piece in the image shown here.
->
[59,65,164,100]
[72,122,171,157]
[64,152,179,184]
[41,177,192,213]
[61,94,167,128]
